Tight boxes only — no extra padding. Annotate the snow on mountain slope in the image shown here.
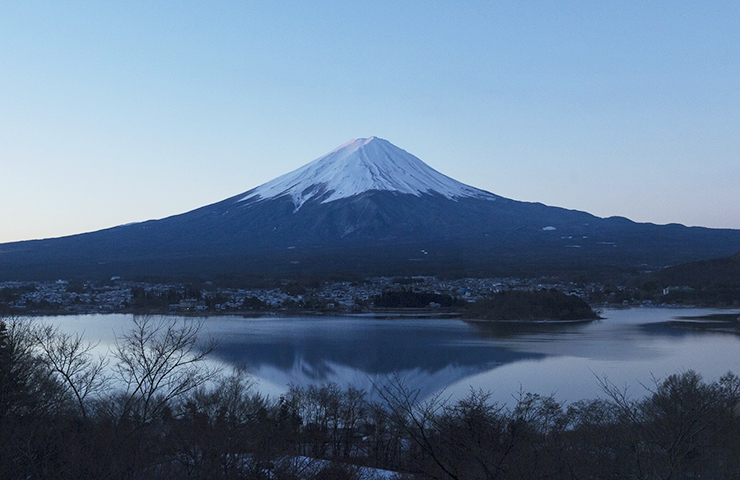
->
[239,137,497,210]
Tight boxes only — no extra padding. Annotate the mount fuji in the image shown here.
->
[2,137,739,281]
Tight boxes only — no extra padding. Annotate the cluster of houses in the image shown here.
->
[0,279,132,314]
[1,276,615,316]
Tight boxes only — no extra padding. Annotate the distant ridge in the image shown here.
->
[636,250,740,288]
[1,137,740,281]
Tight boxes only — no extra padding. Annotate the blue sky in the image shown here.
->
[2,1,738,243]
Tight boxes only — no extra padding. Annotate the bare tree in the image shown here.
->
[94,316,220,479]
[375,374,460,479]
[169,367,267,479]
[33,324,109,419]
[112,315,219,426]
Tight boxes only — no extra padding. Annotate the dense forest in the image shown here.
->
[372,288,464,309]
[371,288,600,321]
[463,289,600,321]
[2,316,740,479]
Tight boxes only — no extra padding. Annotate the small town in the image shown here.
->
[0,275,657,316]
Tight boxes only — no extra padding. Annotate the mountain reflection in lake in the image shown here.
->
[41,308,740,406]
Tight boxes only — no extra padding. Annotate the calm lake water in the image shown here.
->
[39,308,740,406]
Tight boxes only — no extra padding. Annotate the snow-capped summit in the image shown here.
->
[240,136,497,210]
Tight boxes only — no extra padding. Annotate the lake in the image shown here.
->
[38,307,740,406]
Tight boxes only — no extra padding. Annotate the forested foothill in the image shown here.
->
[2,315,740,479]
[371,288,600,321]
[462,289,600,321]
[625,250,740,308]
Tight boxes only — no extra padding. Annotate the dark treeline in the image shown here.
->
[372,288,600,321]
[464,289,600,321]
[373,288,464,309]
[2,316,740,479]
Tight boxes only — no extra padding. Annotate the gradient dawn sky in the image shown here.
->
[1,1,738,244]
